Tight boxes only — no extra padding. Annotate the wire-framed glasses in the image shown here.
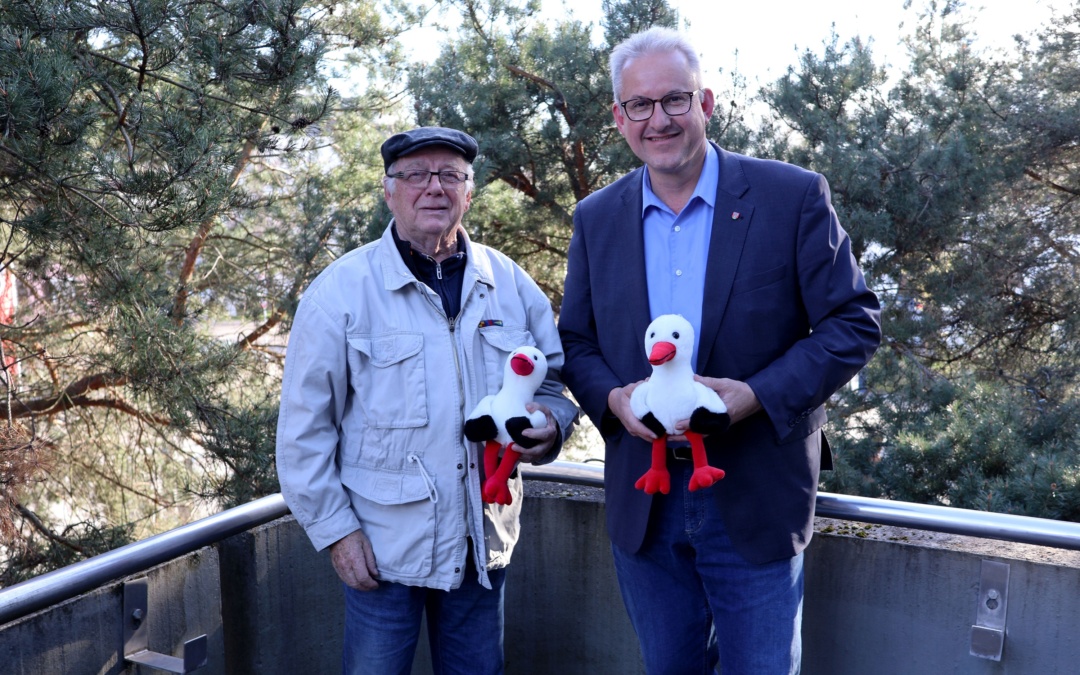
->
[386,170,471,186]
[619,90,700,121]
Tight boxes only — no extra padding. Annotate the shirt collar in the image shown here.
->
[641,143,719,216]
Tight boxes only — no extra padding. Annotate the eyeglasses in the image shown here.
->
[386,170,471,187]
[619,90,700,122]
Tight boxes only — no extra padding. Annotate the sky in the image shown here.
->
[399,0,1069,90]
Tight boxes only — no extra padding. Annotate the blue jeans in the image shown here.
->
[342,552,506,675]
[612,460,804,675]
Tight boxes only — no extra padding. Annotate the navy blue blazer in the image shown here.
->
[559,144,881,564]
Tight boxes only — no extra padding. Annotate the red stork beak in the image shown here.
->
[511,353,535,376]
[648,341,676,366]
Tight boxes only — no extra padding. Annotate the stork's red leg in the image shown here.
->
[635,436,671,494]
[483,441,501,483]
[484,444,522,505]
[687,431,725,491]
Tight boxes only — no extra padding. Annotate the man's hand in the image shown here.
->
[670,378,759,438]
[330,529,379,591]
[516,402,557,463]
[692,376,762,424]
[608,381,658,442]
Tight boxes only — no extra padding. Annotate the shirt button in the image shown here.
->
[455,567,461,573]
[675,269,683,276]
[457,463,463,470]
[674,225,681,232]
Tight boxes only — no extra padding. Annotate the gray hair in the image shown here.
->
[609,27,703,103]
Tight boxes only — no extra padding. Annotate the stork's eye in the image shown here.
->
[672,331,680,339]
[533,355,539,361]
[649,331,655,338]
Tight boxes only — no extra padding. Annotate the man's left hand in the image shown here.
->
[516,402,557,463]
[693,376,762,424]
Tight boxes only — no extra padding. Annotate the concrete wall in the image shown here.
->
[0,549,225,675]
[2,489,1079,674]
[803,531,1080,674]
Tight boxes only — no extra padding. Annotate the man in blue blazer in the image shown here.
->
[558,27,881,674]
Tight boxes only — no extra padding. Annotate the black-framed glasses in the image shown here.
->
[619,90,700,121]
[386,169,471,187]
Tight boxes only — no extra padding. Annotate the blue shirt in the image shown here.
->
[642,144,718,369]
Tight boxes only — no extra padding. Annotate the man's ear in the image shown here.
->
[700,88,716,121]
[612,101,627,135]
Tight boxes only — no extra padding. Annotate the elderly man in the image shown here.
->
[559,28,881,674]
[277,127,577,674]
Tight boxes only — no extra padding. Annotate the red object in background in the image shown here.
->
[0,268,18,378]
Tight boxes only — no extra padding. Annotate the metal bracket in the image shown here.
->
[970,559,1010,661]
[123,577,208,673]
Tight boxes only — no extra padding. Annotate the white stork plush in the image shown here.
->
[630,314,730,494]
[464,346,549,505]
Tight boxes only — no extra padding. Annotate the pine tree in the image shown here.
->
[0,0,403,582]
[756,1,1080,519]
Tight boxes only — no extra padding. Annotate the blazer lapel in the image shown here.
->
[698,145,753,370]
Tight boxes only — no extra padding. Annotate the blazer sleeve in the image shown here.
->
[517,263,580,462]
[558,206,627,436]
[745,172,881,440]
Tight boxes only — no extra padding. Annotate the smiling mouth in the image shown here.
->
[644,131,680,144]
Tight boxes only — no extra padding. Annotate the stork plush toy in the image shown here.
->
[464,346,549,505]
[630,314,730,494]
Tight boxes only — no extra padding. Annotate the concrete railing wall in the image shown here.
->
[2,490,1079,674]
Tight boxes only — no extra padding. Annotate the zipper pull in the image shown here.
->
[436,262,443,280]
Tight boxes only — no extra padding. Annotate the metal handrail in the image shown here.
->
[0,494,288,626]
[3,460,1080,626]
[525,462,1080,551]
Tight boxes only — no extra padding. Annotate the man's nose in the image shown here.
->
[647,101,673,126]
[424,173,447,193]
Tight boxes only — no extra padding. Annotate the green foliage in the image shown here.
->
[762,2,1080,520]
[6,0,1080,585]
[0,0,404,578]
[403,0,1080,521]
[406,0,754,304]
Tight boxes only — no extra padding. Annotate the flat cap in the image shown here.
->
[381,127,479,172]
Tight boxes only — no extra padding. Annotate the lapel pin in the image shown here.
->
[731,211,741,220]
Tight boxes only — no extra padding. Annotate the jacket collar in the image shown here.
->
[378,220,496,292]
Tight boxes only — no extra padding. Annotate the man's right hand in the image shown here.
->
[330,529,380,591]
[608,382,658,442]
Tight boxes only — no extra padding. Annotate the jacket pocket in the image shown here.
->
[477,325,535,393]
[731,263,788,296]
[347,332,428,428]
[346,464,436,578]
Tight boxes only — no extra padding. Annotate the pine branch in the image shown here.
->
[79,48,298,125]
[1024,169,1080,196]
[15,503,87,555]
[0,372,127,418]
[171,136,260,324]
